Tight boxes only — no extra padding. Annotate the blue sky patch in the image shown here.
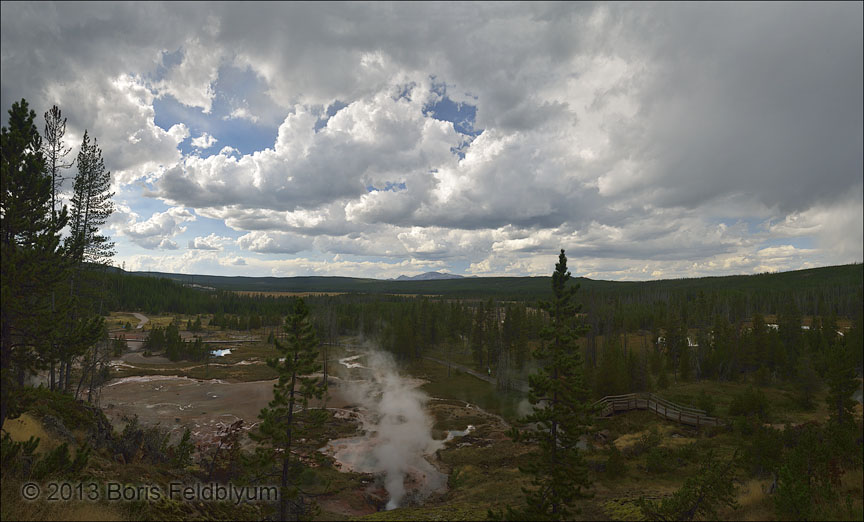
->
[423,95,481,137]
[315,100,348,132]
[423,78,482,137]
[367,181,407,192]
[393,82,417,101]
[152,64,283,157]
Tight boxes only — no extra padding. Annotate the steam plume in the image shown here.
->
[340,348,445,509]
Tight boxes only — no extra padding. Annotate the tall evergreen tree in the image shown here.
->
[252,299,326,521]
[67,130,115,265]
[793,353,821,409]
[638,450,739,521]
[493,249,592,520]
[42,105,73,221]
[665,312,687,378]
[1,99,69,428]
[824,344,858,426]
[470,302,486,369]
[60,130,114,394]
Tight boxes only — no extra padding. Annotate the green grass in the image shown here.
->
[407,359,526,422]
[657,378,831,424]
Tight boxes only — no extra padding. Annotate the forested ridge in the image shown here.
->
[109,259,863,332]
[126,263,862,302]
[104,262,863,391]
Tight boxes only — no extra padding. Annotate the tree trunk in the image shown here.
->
[280,366,298,521]
[64,357,72,393]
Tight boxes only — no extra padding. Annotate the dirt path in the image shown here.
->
[133,312,149,329]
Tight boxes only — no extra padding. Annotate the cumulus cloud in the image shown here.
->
[157,84,458,215]
[237,231,312,254]
[188,233,231,250]
[224,106,259,123]
[4,2,860,278]
[121,207,196,249]
[116,251,446,279]
[190,132,217,149]
[156,36,223,113]
[158,238,179,250]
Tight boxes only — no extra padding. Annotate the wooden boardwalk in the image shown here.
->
[592,393,726,428]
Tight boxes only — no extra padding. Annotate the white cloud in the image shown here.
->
[224,106,259,123]
[188,233,232,250]
[116,251,446,279]
[157,83,460,216]
[73,74,188,186]
[156,37,223,113]
[190,132,217,149]
[122,207,196,249]
[236,231,312,254]
[767,194,864,264]
[158,238,179,250]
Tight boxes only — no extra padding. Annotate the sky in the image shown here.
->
[1,2,862,280]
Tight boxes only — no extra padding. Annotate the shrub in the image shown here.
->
[732,415,757,437]
[674,441,703,464]
[170,427,194,468]
[605,444,627,478]
[1,434,90,480]
[742,425,783,477]
[639,450,739,521]
[753,366,772,386]
[727,387,770,421]
[645,447,671,474]
[17,387,98,431]
[625,428,663,459]
[0,433,39,478]
[696,390,715,416]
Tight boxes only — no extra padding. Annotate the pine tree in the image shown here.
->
[638,450,739,521]
[67,130,115,265]
[824,344,857,426]
[470,302,486,369]
[58,130,114,395]
[793,353,821,409]
[42,105,73,220]
[656,359,670,390]
[665,312,686,379]
[595,336,627,396]
[627,347,649,393]
[492,249,592,520]
[0,99,75,427]
[678,344,692,382]
[41,105,76,391]
[251,298,326,521]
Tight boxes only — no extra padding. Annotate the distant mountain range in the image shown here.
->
[393,271,469,281]
[121,263,862,299]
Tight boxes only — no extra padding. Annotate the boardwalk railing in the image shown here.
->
[591,393,725,428]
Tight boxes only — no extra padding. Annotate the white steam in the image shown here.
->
[333,348,446,510]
